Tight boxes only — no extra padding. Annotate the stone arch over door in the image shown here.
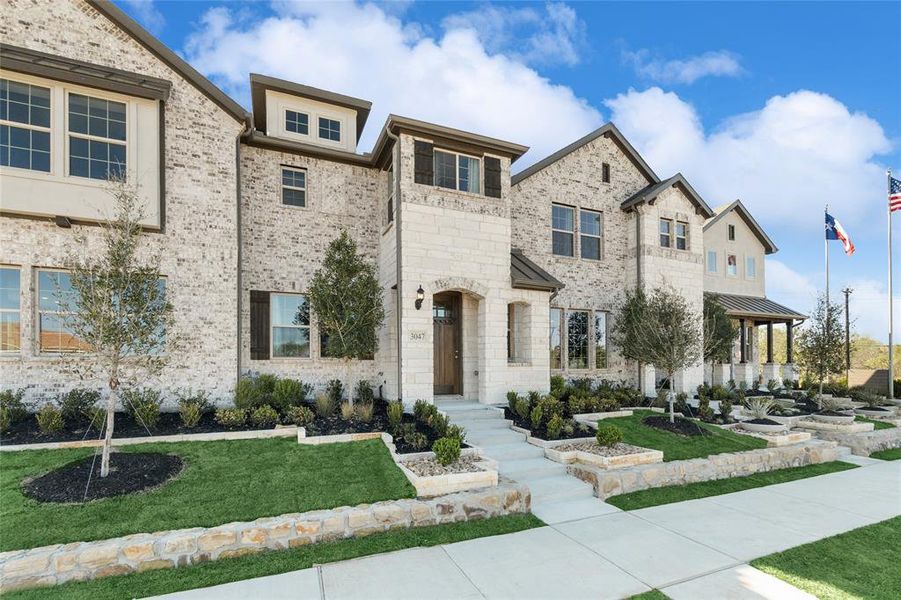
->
[429,277,488,300]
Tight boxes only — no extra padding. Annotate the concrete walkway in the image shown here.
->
[155,458,900,600]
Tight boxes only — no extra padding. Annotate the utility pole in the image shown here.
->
[842,287,853,383]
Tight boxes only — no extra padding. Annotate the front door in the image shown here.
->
[433,292,462,395]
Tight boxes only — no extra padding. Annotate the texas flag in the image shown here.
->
[825,212,855,256]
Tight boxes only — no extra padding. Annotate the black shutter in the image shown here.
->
[250,290,270,360]
[602,162,610,183]
[413,140,434,185]
[484,156,502,198]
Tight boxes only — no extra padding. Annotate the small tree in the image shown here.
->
[308,232,385,392]
[796,293,846,395]
[703,294,738,384]
[612,286,702,422]
[61,180,174,477]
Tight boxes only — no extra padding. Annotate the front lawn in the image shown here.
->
[607,461,858,510]
[599,410,767,461]
[4,514,544,600]
[870,447,901,460]
[855,416,896,430]
[0,437,415,551]
[752,516,901,600]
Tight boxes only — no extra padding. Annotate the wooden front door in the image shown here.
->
[433,292,462,395]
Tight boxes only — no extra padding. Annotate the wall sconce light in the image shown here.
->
[414,285,425,310]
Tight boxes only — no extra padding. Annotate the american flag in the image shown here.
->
[891,176,901,213]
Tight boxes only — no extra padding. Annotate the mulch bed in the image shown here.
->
[642,415,710,437]
[746,418,783,426]
[22,452,184,503]
[502,408,594,441]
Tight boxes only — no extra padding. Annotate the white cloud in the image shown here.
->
[183,2,600,163]
[623,49,743,84]
[122,0,165,34]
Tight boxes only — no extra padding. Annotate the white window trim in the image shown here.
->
[551,307,610,372]
[675,220,689,251]
[281,166,307,208]
[594,310,608,370]
[0,265,21,354]
[433,148,482,195]
[707,250,718,274]
[659,218,673,248]
[566,308,591,371]
[745,256,757,280]
[726,253,738,278]
[551,203,575,258]
[35,267,83,355]
[0,79,52,174]
[270,292,311,360]
[579,208,603,261]
[284,109,310,136]
[65,89,128,182]
[317,116,342,143]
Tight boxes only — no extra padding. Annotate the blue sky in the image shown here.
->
[118,0,900,340]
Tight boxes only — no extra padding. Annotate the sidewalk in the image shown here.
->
[155,459,900,600]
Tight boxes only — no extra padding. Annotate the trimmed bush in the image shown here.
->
[0,389,27,432]
[176,389,211,428]
[446,424,466,444]
[58,388,100,425]
[271,378,311,411]
[314,393,336,418]
[285,405,315,426]
[234,378,263,410]
[549,374,566,398]
[387,400,404,429]
[719,399,733,420]
[596,423,623,447]
[355,401,374,423]
[353,381,374,404]
[255,374,278,402]
[506,391,520,412]
[530,405,544,430]
[250,405,279,428]
[546,414,564,440]
[432,436,461,466]
[413,399,431,422]
[514,396,531,422]
[325,379,344,404]
[121,388,162,430]
[215,408,246,429]
[36,404,64,435]
[407,431,429,450]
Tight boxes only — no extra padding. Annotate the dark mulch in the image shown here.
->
[746,418,783,426]
[22,452,184,503]
[502,407,594,441]
[642,415,710,437]
[859,406,891,412]
[817,410,854,417]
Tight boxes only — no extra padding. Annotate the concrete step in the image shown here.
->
[453,418,513,432]
[498,457,568,480]
[446,409,503,421]
[438,402,490,413]
[532,496,620,525]
[526,474,595,502]
[478,441,545,461]
[466,430,529,448]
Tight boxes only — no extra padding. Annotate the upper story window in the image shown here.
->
[37,269,87,353]
[271,293,310,358]
[746,257,756,279]
[434,149,480,194]
[0,79,51,172]
[707,250,717,273]
[68,92,127,181]
[601,162,610,183]
[728,224,736,241]
[285,110,309,135]
[659,218,672,247]
[281,167,306,207]
[552,204,575,257]
[0,267,21,352]
[726,253,738,277]
[318,117,340,142]
[580,209,602,260]
[675,221,688,250]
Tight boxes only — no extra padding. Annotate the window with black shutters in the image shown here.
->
[602,162,610,183]
[250,291,270,360]
[484,156,501,198]
[413,140,434,185]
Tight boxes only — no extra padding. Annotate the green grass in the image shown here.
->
[752,517,901,600]
[4,514,543,600]
[870,447,901,460]
[0,438,415,551]
[607,461,858,510]
[600,410,767,461]
[627,591,670,600]
[855,416,896,430]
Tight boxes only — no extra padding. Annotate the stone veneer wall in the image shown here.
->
[570,440,842,499]
[0,482,530,592]
[0,0,243,407]
[813,428,901,456]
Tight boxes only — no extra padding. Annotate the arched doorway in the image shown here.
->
[433,291,462,395]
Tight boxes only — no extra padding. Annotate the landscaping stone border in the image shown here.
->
[544,445,663,470]
[572,410,634,424]
[0,482,530,593]
[795,420,873,433]
[569,440,843,500]
[812,427,901,457]
[510,425,596,449]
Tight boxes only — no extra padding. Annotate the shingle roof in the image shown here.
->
[511,250,564,292]
[621,173,715,218]
[706,292,806,321]
[703,199,778,254]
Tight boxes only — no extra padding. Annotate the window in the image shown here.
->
[580,209,602,260]
[0,79,51,172]
[281,167,306,207]
[567,310,589,369]
[552,204,574,257]
[601,162,610,183]
[271,293,310,358]
[549,307,562,369]
[0,267,20,352]
[707,250,717,273]
[675,221,688,250]
[285,110,309,135]
[727,253,737,277]
[68,92,126,181]
[744,324,753,359]
[746,257,756,279]
[318,117,340,142]
[37,270,87,353]
[595,311,608,369]
[728,224,735,241]
[433,149,480,193]
[659,218,672,247]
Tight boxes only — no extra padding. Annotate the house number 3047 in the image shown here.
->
[409,330,426,341]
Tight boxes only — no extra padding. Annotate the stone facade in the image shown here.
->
[0,482,530,592]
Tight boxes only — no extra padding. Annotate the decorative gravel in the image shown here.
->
[552,441,648,456]
[402,456,485,477]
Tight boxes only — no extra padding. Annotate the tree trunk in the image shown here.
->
[100,365,119,478]
[668,375,676,424]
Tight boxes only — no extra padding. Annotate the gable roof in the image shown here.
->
[511,250,564,292]
[704,199,778,254]
[511,122,659,186]
[621,173,715,218]
[86,0,248,124]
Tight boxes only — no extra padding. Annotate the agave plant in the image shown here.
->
[745,397,776,420]
[850,391,887,408]
[818,395,852,413]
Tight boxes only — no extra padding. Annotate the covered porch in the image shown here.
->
[706,292,807,388]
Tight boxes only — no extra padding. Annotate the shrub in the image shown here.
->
[506,391,519,412]
[353,381,374,404]
[355,401,374,423]
[530,405,544,430]
[696,383,711,401]
[340,400,355,420]
[549,375,566,398]
[745,397,775,419]
[176,389,211,428]
[121,388,162,430]
[432,436,461,466]
[719,399,733,421]
[767,379,780,394]
[255,374,278,401]
[234,378,263,410]
[250,405,279,428]
[314,393,336,418]
[430,412,450,437]
[325,379,344,404]
[849,390,885,407]
[546,414,564,440]
[596,423,623,447]
[674,392,689,415]
[0,389,27,431]
[598,397,620,412]
[711,385,731,401]
[413,399,431,422]
[446,424,466,444]
[216,408,246,429]
[526,390,542,406]
[393,422,416,443]
[818,395,851,413]
[783,378,795,390]
[271,378,311,411]
[407,431,429,451]
[86,406,107,431]
[387,400,404,429]
[58,388,100,425]
[36,403,64,434]
[697,397,714,422]
[285,405,315,426]
[514,396,531,422]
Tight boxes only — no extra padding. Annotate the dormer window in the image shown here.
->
[285,110,308,135]
[318,117,340,142]
[434,149,480,193]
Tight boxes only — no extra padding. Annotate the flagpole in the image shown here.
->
[824,204,829,396]
[889,170,895,399]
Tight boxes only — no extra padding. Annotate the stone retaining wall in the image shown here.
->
[569,440,842,500]
[0,483,529,592]
[813,427,901,456]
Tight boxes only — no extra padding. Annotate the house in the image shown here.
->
[0,0,803,408]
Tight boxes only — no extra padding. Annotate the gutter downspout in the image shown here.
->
[635,206,643,394]
[236,114,252,385]
[385,127,403,401]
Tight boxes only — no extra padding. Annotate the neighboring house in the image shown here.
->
[0,0,803,407]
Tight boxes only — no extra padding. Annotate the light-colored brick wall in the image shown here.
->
[0,0,242,407]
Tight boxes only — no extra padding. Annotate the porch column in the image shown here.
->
[766,322,774,363]
[786,321,794,364]
[739,318,747,363]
